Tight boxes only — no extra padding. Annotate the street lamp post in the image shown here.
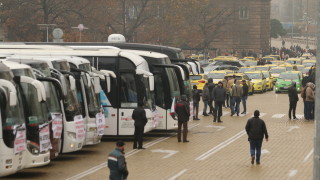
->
[72,24,88,42]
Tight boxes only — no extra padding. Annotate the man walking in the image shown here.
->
[132,102,148,149]
[245,110,269,165]
[175,95,190,142]
[192,85,200,120]
[108,141,129,180]
[231,80,243,116]
[207,78,215,114]
[288,82,299,120]
[202,83,210,116]
[241,80,249,114]
[212,81,226,123]
[305,82,315,120]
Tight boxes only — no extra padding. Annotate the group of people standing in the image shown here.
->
[194,76,249,123]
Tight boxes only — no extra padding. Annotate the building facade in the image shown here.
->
[212,0,271,55]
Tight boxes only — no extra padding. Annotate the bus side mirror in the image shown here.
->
[149,75,154,91]
[93,76,101,94]
[106,76,111,93]
[18,76,46,102]
[69,76,76,91]
[0,79,17,106]
[59,74,68,96]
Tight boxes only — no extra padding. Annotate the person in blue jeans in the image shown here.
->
[230,80,243,116]
[245,110,269,165]
[241,80,249,114]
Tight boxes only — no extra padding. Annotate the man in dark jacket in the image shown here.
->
[212,81,226,123]
[288,82,299,119]
[108,141,129,180]
[245,110,269,165]
[241,80,249,114]
[132,102,148,149]
[175,95,190,142]
[202,83,210,116]
[207,78,215,115]
[192,85,200,120]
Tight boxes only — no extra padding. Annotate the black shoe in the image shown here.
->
[241,112,246,114]
[213,120,216,123]
[138,147,146,150]
[218,120,223,123]
[208,112,213,114]
[183,140,190,143]
[195,118,200,120]
[237,114,239,116]
[293,116,297,119]
[178,140,181,142]
[133,146,138,149]
[231,112,234,116]
[251,156,255,165]
[203,114,209,116]
[256,161,260,165]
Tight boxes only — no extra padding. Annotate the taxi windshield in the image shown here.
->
[239,67,255,73]
[190,75,203,80]
[255,66,268,71]
[279,73,299,80]
[207,73,225,79]
[246,73,261,79]
[270,68,286,73]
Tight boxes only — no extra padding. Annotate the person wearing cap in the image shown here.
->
[108,141,129,180]
[132,102,148,149]
[175,94,190,142]
[288,81,299,119]
[241,80,249,114]
[212,81,226,122]
[245,110,269,165]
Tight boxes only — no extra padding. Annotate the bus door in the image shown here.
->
[152,65,181,130]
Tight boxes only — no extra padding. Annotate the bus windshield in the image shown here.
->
[43,82,61,113]
[1,86,25,148]
[166,68,180,98]
[79,63,91,72]
[52,61,70,72]
[137,75,155,111]
[84,76,100,117]
[64,75,81,121]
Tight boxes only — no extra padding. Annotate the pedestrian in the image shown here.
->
[241,80,249,114]
[108,141,129,180]
[202,83,210,116]
[192,85,200,120]
[288,82,299,120]
[207,78,215,115]
[132,102,148,149]
[222,77,228,107]
[175,95,190,142]
[226,75,236,108]
[305,82,315,120]
[231,80,243,116]
[212,81,226,123]
[245,110,269,165]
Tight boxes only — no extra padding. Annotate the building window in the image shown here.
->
[239,7,249,19]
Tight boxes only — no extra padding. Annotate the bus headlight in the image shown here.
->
[27,143,40,155]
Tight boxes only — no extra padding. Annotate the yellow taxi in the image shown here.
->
[270,60,284,65]
[268,55,281,60]
[206,70,227,84]
[302,59,316,67]
[286,58,302,65]
[244,57,255,60]
[262,56,276,62]
[261,71,274,91]
[224,73,254,95]
[244,71,267,93]
[190,74,207,92]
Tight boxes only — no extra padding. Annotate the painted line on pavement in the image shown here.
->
[167,169,188,180]
[272,114,286,118]
[195,130,246,161]
[66,123,200,180]
[303,148,314,163]
[288,170,298,177]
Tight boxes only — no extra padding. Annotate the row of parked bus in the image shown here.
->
[0,34,201,177]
